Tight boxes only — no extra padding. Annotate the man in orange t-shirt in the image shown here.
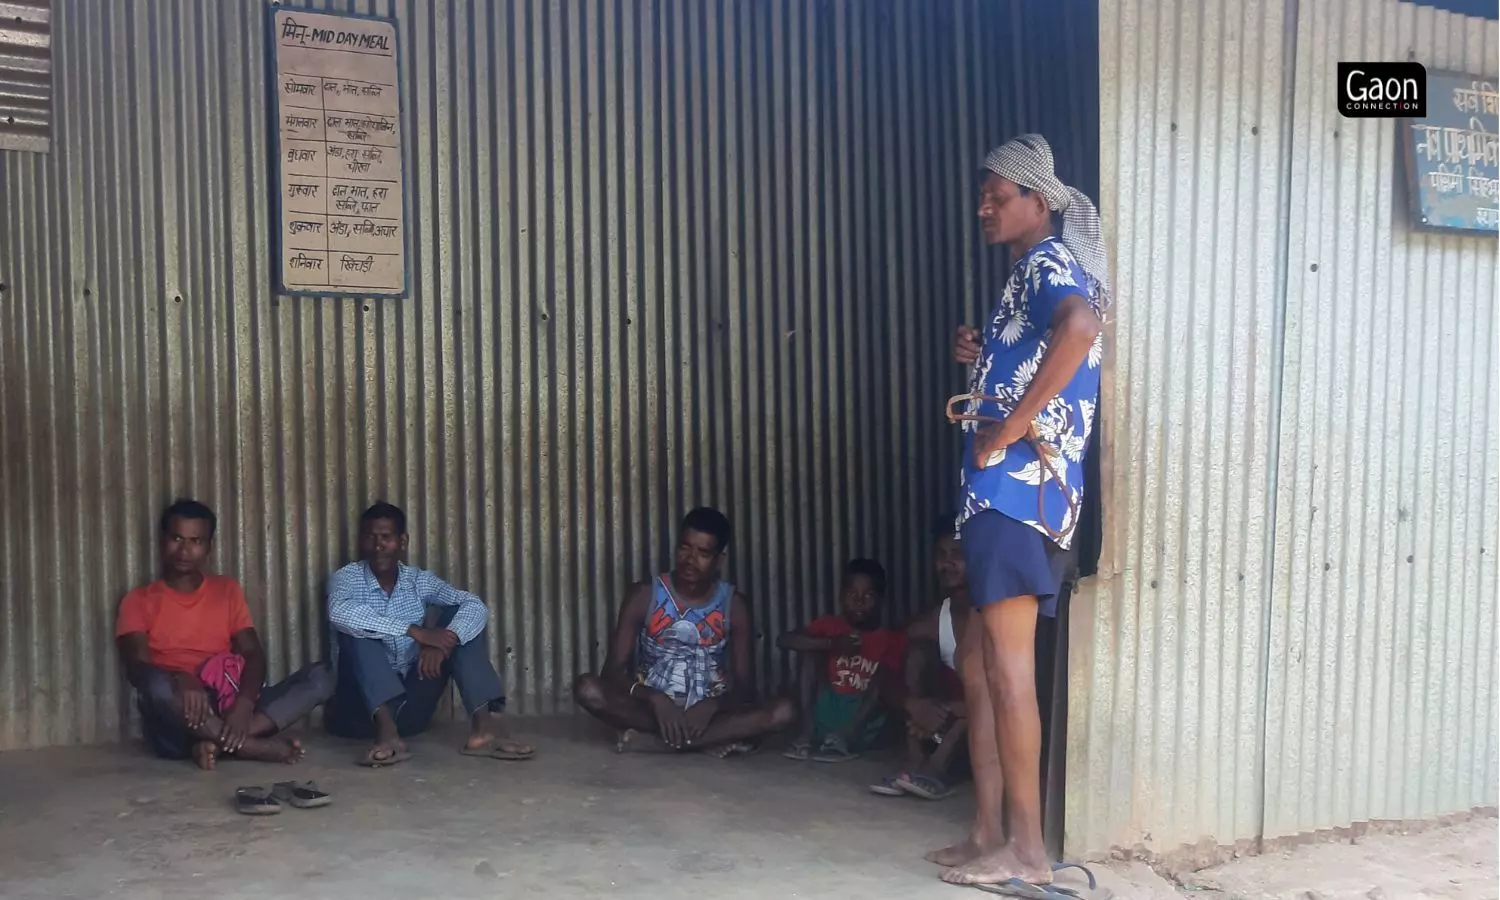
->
[116,499,333,769]
[777,559,905,762]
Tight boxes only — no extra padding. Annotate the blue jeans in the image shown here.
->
[325,605,506,739]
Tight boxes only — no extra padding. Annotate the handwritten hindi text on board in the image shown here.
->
[273,10,406,295]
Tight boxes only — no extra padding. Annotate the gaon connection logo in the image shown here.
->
[1338,62,1428,117]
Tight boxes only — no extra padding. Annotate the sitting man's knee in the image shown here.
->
[573,673,607,711]
[307,662,337,701]
[766,697,797,730]
[141,668,179,710]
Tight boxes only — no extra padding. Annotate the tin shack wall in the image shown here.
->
[1079,0,1498,862]
[0,0,1100,749]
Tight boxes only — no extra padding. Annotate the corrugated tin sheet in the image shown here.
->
[1266,0,1499,839]
[1078,0,1499,862]
[0,0,50,152]
[1075,0,1291,861]
[0,0,1099,750]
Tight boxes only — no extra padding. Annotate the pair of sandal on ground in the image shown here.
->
[959,861,1107,899]
[869,769,954,800]
[357,737,536,767]
[782,733,861,763]
[234,780,330,815]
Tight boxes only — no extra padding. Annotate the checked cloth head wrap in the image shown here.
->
[982,133,1113,311]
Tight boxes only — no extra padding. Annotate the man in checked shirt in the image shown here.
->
[325,502,534,766]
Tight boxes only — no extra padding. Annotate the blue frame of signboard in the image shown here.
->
[266,2,411,299]
[1400,70,1499,236]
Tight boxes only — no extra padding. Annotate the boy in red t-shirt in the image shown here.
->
[778,559,905,762]
[116,499,334,769]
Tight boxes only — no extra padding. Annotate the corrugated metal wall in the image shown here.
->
[0,0,51,152]
[1266,0,1499,840]
[1077,0,1499,862]
[0,0,1100,749]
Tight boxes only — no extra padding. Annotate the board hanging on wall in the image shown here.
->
[268,5,409,298]
[1401,71,1499,235]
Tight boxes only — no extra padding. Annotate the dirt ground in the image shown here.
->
[0,719,1490,900]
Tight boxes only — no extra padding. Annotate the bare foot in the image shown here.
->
[233,736,306,765]
[616,729,671,753]
[940,843,1051,886]
[925,837,991,867]
[192,741,217,771]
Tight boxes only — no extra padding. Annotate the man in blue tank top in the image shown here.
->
[573,508,795,753]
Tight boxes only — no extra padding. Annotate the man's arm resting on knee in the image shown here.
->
[116,633,157,693]
[228,627,267,708]
[600,583,653,693]
[327,567,442,646]
[721,592,757,708]
[414,570,488,646]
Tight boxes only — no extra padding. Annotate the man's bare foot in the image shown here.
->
[192,741,217,771]
[616,729,671,753]
[925,836,997,867]
[940,843,1051,886]
[233,736,306,765]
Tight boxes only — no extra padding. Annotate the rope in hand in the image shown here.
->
[945,390,1079,545]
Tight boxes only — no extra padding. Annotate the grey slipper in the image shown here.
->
[270,780,331,809]
[234,786,282,816]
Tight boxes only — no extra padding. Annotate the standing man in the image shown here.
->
[117,499,334,769]
[325,502,534,766]
[931,134,1110,889]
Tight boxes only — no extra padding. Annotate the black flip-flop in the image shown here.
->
[270,780,331,809]
[357,746,412,768]
[234,786,282,816]
[971,862,1102,899]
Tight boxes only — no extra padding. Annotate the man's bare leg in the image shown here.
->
[159,696,302,769]
[927,619,1006,865]
[572,673,659,733]
[922,716,968,778]
[463,706,535,756]
[791,653,822,750]
[620,697,796,754]
[365,705,407,764]
[943,595,1049,886]
[698,698,796,746]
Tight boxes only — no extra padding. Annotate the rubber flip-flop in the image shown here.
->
[972,880,1077,898]
[270,780,331,809]
[869,773,908,796]
[234,786,282,816]
[811,736,860,763]
[782,740,812,761]
[970,863,1102,899]
[896,772,955,800]
[460,740,535,761]
[357,746,412,768]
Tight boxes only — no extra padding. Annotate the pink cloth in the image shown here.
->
[197,652,245,714]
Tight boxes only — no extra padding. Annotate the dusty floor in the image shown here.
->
[0,719,1490,900]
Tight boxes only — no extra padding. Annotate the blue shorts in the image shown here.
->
[961,510,1069,618]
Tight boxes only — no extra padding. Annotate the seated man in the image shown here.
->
[779,559,906,763]
[117,499,334,770]
[572,507,794,754]
[325,502,534,767]
[872,522,971,799]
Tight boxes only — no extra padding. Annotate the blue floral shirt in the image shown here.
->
[957,237,1104,549]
